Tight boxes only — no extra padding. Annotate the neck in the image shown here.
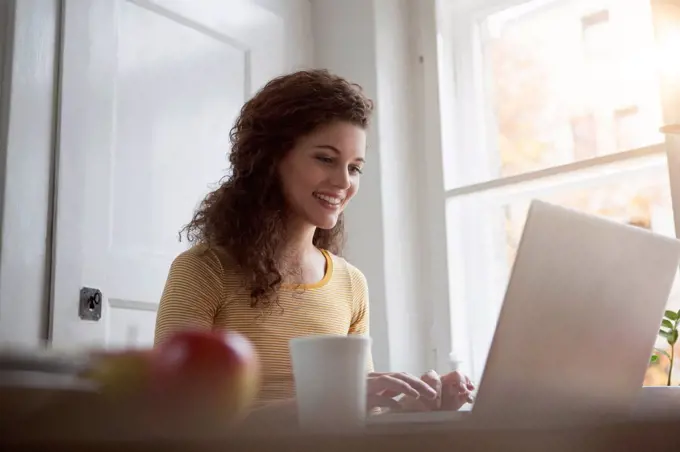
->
[279,217,317,262]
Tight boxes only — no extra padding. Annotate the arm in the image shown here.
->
[346,264,442,412]
[347,265,374,373]
[154,248,224,346]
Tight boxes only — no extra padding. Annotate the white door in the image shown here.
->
[50,0,312,350]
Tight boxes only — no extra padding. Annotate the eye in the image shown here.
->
[349,165,363,175]
[315,155,333,164]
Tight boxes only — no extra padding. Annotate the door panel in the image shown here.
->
[50,0,311,349]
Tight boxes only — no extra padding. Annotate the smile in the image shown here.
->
[314,193,344,208]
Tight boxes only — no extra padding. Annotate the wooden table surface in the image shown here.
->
[2,384,680,452]
[4,417,680,452]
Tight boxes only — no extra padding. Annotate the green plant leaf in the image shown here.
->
[670,330,679,346]
[650,354,659,364]
[665,310,678,321]
[654,348,672,359]
[662,319,674,329]
[660,329,672,339]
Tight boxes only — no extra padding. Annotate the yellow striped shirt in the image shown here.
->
[154,244,374,403]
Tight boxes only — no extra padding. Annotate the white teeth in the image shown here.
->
[314,193,343,205]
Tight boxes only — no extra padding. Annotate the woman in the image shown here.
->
[154,69,474,415]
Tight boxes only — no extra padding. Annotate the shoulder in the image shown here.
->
[325,251,368,296]
[171,244,220,270]
[169,244,236,281]
[325,252,370,328]
[346,260,368,294]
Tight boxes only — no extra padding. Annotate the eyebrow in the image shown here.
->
[314,144,365,163]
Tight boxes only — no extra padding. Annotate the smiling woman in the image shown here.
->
[152,69,475,416]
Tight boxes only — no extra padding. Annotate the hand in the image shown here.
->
[395,369,443,412]
[439,370,475,411]
[396,370,475,412]
[366,372,439,411]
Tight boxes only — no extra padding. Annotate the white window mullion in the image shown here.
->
[412,0,456,374]
[446,143,667,202]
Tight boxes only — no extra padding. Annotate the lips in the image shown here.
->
[314,192,344,209]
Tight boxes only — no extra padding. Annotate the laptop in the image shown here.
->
[369,200,680,426]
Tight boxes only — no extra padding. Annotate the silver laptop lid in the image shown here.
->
[472,200,680,424]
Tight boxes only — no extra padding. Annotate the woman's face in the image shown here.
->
[278,121,366,230]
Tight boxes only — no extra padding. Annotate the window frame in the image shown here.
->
[415,0,680,380]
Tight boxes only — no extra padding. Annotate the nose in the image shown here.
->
[330,166,352,190]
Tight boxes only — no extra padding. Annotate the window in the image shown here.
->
[581,10,611,63]
[435,0,680,386]
[570,113,597,159]
[614,105,646,151]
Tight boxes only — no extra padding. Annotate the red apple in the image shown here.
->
[151,329,260,422]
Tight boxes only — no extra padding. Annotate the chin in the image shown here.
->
[311,215,340,230]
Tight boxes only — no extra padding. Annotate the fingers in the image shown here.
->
[367,394,402,411]
[440,370,463,385]
[422,370,442,395]
[393,370,443,413]
[367,374,417,399]
[458,373,475,399]
[395,396,431,413]
[419,370,442,410]
[366,370,475,413]
[366,372,434,412]
[440,371,475,410]
[368,372,438,400]
[440,384,467,411]
[442,371,475,392]
[464,374,475,391]
[394,372,439,399]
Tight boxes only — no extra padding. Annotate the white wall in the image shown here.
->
[254,0,314,69]
[0,0,59,346]
[311,0,431,374]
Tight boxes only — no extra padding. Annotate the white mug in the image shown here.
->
[289,335,371,432]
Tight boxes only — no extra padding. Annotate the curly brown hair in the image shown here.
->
[181,69,374,309]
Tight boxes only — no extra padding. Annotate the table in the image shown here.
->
[2,384,680,452]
